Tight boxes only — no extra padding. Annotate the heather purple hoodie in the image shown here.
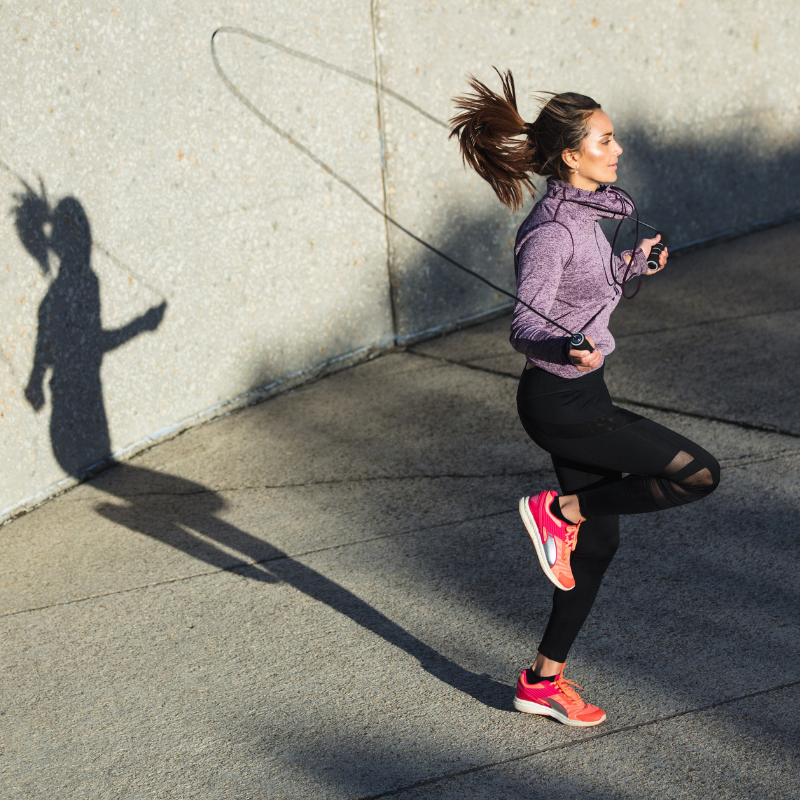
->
[510,179,648,378]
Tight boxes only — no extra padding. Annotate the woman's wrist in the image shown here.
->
[621,247,647,274]
[562,337,574,365]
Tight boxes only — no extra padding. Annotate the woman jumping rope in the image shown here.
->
[450,71,720,727]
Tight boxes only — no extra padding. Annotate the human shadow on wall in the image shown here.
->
[14,181,166,477]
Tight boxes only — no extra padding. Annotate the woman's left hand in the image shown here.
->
[639,234,668,275]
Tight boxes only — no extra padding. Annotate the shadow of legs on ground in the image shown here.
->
[93,462,512,710]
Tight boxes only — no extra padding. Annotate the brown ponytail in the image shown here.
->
[449,69,601,211]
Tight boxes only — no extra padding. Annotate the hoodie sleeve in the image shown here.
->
[509,222,573,364]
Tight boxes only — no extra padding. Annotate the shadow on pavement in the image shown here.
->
[92,462,512,711]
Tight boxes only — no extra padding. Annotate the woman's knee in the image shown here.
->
[672,447,720,499]
[696,452,721,495]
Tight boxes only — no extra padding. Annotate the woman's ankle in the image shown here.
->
[532,653,565,680]
[557,494,585,525]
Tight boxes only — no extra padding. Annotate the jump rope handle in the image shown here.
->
[570,333,594,353]
[646,232,669,270]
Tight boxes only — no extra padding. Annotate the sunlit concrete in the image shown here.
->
[3,1,800,521]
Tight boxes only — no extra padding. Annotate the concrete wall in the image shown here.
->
[2,1,799,521]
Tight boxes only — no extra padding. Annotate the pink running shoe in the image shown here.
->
[513,667,606,727]
[519,491,580,591]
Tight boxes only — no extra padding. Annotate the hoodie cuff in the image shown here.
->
[562,336,573,365]
[621,247,649,277]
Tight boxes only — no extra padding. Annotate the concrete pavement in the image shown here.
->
[2,222,800,799]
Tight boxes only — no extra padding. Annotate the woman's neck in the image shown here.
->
[567,174,600,192]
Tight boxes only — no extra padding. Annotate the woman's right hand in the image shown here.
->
[568,335,602,371]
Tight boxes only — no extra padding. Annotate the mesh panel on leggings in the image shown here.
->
[534,419,722,519]
[644,451,717,509]
[517,365,721,519]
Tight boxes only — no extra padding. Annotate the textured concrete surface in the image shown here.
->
[2,222,799,799]
[0,2,393,518]
[3,1,800,522]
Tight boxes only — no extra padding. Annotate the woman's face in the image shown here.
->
[564,110,623,191]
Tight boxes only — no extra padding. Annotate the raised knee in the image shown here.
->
[705,456,721,492]
[695,458,720,495]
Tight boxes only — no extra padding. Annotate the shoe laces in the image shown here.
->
[554,673,584,703]
[564,521,581,551]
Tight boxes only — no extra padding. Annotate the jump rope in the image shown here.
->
[211,27,668,354]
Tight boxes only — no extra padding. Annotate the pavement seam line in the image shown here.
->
[49,442,798,507]
[612,396,800,438]
[0,508,517,619]
[356,677,800,800]
[612,303,800,340]
[58,468,552,502]
[406,349,520,380]
[719,448,800,469]
[406,349,800,438]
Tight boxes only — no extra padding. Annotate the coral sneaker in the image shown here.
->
[513,667,606,727]
[519,491,580,591]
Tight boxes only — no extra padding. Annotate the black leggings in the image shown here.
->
[517,364,720,663]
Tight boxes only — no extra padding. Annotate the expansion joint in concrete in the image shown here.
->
[0,506,518,620]
[405,347,521,380]
[87,467,552,500]
[720,448,800,469]
[612,396,800,439]
[613,304,800,341]
[406,349,800,438]
[369,0,399,342]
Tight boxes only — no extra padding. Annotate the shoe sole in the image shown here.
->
[513,695,606,727]
[518,496,573,592]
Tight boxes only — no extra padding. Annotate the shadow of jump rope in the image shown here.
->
[210,26,528,316]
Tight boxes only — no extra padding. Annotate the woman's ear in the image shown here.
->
[562,149,579,173]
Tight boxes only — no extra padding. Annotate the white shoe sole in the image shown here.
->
[518,496,573,591]
[513,695,606,727]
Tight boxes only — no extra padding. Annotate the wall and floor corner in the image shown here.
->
[2,1,799,523]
